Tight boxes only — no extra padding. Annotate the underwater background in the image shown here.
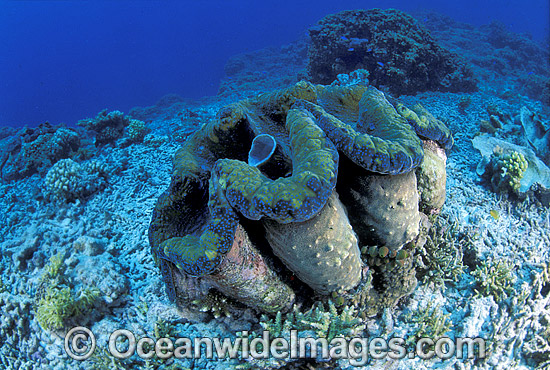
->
[0,0,548,126]
[1,1,550,370]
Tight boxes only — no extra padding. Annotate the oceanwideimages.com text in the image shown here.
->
[65,326,486,365]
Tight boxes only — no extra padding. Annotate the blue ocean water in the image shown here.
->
[0,0,548,127]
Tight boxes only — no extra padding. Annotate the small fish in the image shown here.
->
[490,210,499,220]
[377,61,384,67]
[340,36,348,41]
[348,47,354,52]
[367,48,372,52]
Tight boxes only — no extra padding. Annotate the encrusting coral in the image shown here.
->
[417,216,467,288]
[149,76,453,315]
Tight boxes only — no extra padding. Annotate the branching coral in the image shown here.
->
[403,301,452,348]
[472,259,516,302]
[417,217,466,288]
[493,149,529,193]
[483,262,550,365]
[35,286,100,332]
[259,301,365,342]
[521,263,550,366]
[34,253,100,332]
[238,301,366,368]
[0,295,34,366]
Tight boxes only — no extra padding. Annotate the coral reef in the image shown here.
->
[478,104,512,134]
[307,9,477,96]
[473,134,550,204]
[458,95,472,112]
[0,126,16,140]
[418,13,550,106]
[78,109,149,146]
[403,301,452,347]
[149,79,453,315]
[0,122,80,182]
[78,110,128,146]
[44,158,108,202]
[481,21,549,77]
[143,133,169,148]
[472,259,516,302]
[126,118,151,143]
[3,12,550,370]
[0,293,37,370]
[34,253,100,332]
[417,217,467,288]
[240,301,366,368]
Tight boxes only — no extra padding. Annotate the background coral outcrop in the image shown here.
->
[419,13,550,106]
[78,109,150,146]
[307,9,477,96]
[0,122,80,182]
